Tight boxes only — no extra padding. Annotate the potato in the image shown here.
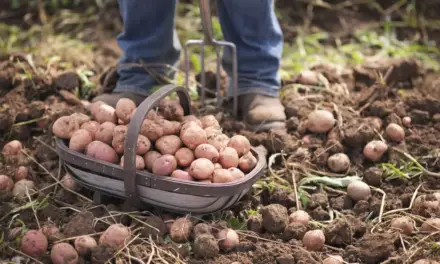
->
[21,229,48,257]
[195,144,219,163]
[227,135,251,157]
[296,70,320,85]
[386,123,405,142]
[15,166,29,181]
[136,135,151,155]
[228,168,245,181]
[61,173,80,191]
[69,129,93,152]
[158,100,184,121]
[171,170,195,181]
[52,116,78,139]
[74,235,97,256]
[193,223,211,238]
[93,103,117,124]
[363,140,388,162]
[217,228,239,252]
[70,113,91,126]
[13,179,36,199]
[50,242,78,264]
[182,115,202,127]
[200,115,220,129]
[209,134,229,151]
[189,158,215,180]
[307,109,336,133]
[238,152,257,173]
[175,148,195,167]
[155,118,179,135]
[40,223,61,242]
[118,119,125,125]
[181,120,201,132]
[180,125,208,149]
[219,147,239,169]
[289,210,310,225]
[152,154,177,176]
[115,98,136,124]
[169,217,193,243]
[120,155,145,170]
[205,127,222,139]
[112,125,128,154]
[141,119,164,141]
[323,255,344,264]
[90,101,105,116]
[0,175,14,197]
[95,122,116,145]
[212,169,233,183]
[402,116,411,127]
[413,259,440,264]
[214,163,223,169]
[2,140,23,155]
[302,229,325,251]
[199,179,212,183]
[156,135,182,155]
[420,218,440,233]
[347,181,371,201]
[99,223,131,248]
[86,141,119,164]
[144,151,162,171]
[327,153,350,173]
[80,121,100,139]
[390,216,414,235]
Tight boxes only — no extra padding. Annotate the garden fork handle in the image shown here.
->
[200,0,215,45]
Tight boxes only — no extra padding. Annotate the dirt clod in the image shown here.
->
[261,204,288,234]
[63,211,95,237]
[193,234,219,259]
[282,223,307,241]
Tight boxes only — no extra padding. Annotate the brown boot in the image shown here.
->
[239,94,286,132]
[92,92,147,108]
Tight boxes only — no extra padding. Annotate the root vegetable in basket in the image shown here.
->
[112,125,128,154]
[50,242,79,264]
[195,144,219,163]
[212,169,233,183]
[227,135,251,156]
[52,116,79,139]
[86,141,119,164]
[209,134,229,151]
[158,100,184,121]
[2,140,23,155]
[228,168,245,181]
[155,118,180,135]
[95,122,116,145]
[363,140,388,162]
[70,113,91,126]
[155,135,182,155]
[152,154,177,176]
[189,158,215,180]
[21,229,48,258]
[115,98,136,124]
[144,151,162,171]
[69,129,93,152]
[99,223,131,249]
[80,121,100,139]
[182,115,202,127]
[74,235,97,256]
[93,103,118,124]
[219,147,239,169]
[200,115,220,129]
[180,124,208,149]
[136,135,151,155]
[120,155,145,170]
[238,152,257,173]
[141,119,164,141]
[171,170,194,181]
[306,109,336,133]
[205,127,222,139]
[169,217,193,243]
[214,163,222,170]
[175,148,195,167]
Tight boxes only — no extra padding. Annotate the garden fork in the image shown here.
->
[183,0,238,117]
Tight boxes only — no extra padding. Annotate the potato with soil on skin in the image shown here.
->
[228,168,245,181]
[386,123,405,142]
[302,229,325,251]
[363,140,388,162]
[413,259,440,264]
[205,127,222,139]
[169,217,193,243]
[323,255,344,264]
[155,118,180,136]
[219,147,239,169]
[189,158,215,180]
[99,224,131,249]
[2,140,23,155]
[227,135,251,157]
[289,210,310,226]
[74,235,98,256]
[90,101,105,116]
[182,115,202,127]
[195,144,219,163]
[70,113,91,127]
[200,115,220,129]
[15,166,29,181]
[40,223,62,242]
[217,228,239,252]
[390,216,414,235]
[193,234,219,259]
[21,229,48,258]
[260,204,288,234]
[80,121,100,139]
[327,153,350,173]
[0,175,14,193]
[152,154,177,176]
[86,141,119,164]
[136,135,151,155]
[13,179,36,200]
[50,242,79,264]
[214,163,222,169]
[93,103,118,124]
[115,98,136,124]
[112,125,128,154]
[420,218,440,233]
[413,194,440,217]
[94,122,116,145]
[155,135,182,155]
[144,151,162,171]
[141,119,164,142]
[69,129,93,152]
[347,181,371,202]
[158,100,185,121]
[180,124,208,150]
[238,152,257,173]
[307,109,336,133]
[208,134,229,151]
[175,148,195,167]
[212,169,233,183]
[51,116,78,139]
[171,170,194,181]
[193,223,212,238]
[61,173,80,191]
[120,155,145,170]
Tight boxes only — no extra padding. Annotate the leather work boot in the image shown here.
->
[238,94,286,132]
[92,92,147,108]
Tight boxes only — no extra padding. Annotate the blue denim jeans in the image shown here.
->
[114,0,283,98]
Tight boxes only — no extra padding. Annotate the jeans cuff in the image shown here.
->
[113,84,152,97]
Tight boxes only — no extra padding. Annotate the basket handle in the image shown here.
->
[123,84,192,208]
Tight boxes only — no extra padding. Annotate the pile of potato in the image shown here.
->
[51,98,257,183]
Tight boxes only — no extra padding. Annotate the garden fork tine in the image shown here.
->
[183,0,238,117]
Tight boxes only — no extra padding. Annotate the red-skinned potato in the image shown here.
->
[141,119,164,142]
[112,125,128,154]
[120,155,145,170]
[99,224,131,248]
[80,121,100,139]
[21,230,48,258]
[74,235,97,256]
[205,127,222,139]
[93,103,117,124]
[155,135,182,155]
[50,242,78,264]
[158,100,185,121]
[195,144,219,163]
[175,148,195,167]
[219,147,239,169]
[390,216,414,235]
[90,101,105,116]
[214,163,223,169]
[289,210,310,225]
[152,154,177,176]
[2,140,23,155]
[307,109,336,133]
[323,255,344,264]
[238,152,257,173]
[95,122,116,145]
[209,134,229,151]
[386,123,405,142]
[327,153,350,173]
[182,115,202,127]
[171,170,195,181]
[363,140,388,162]
[86,141,119,164]
[40,223,60,242]
[200,115,220,129]
[227,135,251,157]
[70,113,91,126]
[144,151,162,171]
[302,229,325,251]
[52,116,78,139]
[217,228,239,252]
[115,98,136,124]
[402,117,411,127]
[155,118,179,136]
[189,158,215,180]
[15,166,29,181]
[169,218,193,243]
[347,181,371,201]
[69,129,93,152]
[61,173,80,191]
[212,169,233,183]
[0,175,14,195]
[136,135,151,155]
[199,179,212,183]
[228,168,245,181]
[180,125,208,149]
